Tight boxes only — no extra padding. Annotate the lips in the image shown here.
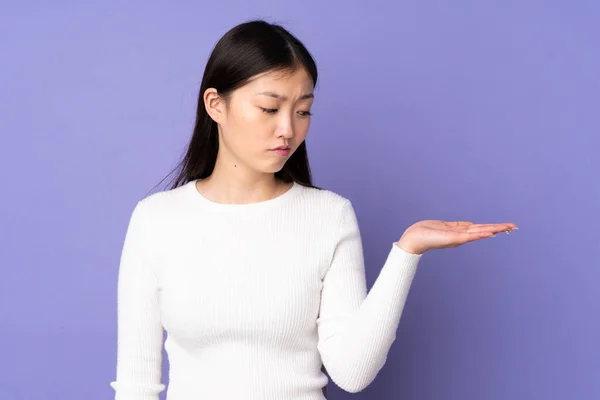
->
[271,147,290,156]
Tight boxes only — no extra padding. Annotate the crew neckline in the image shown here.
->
[187,179,301,209]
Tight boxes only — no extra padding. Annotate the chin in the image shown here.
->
[261,161,287,174]
[263,165,285,174]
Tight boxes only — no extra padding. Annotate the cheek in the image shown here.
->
[295,119,311,140]
[229,107,270,148]
[228,105,257,134]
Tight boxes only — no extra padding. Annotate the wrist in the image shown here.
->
[395,237,423,255]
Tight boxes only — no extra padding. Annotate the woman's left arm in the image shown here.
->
[317,200,516,393]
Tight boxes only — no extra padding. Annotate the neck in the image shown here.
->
[196,156,285,205]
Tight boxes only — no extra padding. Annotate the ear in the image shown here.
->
[203,88,225,123]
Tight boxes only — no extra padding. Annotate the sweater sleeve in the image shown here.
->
[317,200,422,393]
[109,202,166,400]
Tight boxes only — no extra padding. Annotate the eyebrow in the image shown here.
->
[256,91,314,100]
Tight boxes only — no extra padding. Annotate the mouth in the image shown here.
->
[270,147,291,156]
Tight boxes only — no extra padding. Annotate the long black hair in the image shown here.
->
[158,19,320,192]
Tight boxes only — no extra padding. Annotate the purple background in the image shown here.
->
[1,1,599,399]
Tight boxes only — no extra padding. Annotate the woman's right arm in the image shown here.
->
[109,201,166,400]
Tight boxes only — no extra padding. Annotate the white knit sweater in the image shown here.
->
[109,179,422,399]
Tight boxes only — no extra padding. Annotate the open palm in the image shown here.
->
[398,220,517,254]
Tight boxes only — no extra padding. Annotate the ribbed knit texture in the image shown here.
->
[109,179,422,400]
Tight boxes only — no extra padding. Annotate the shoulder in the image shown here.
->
[297,183,355,219]
[297,185,361,245]
[132,181,194,221]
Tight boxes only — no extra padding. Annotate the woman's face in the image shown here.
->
[205,67,315,175]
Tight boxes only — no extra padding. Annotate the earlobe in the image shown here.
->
[203,88,223,123]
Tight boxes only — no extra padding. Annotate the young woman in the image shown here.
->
[109,19,517,400]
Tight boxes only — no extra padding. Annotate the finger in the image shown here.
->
[466,224,516,233]
[452,227,516,247]
[473,230,497,238]
[466,223,516,229]
[456,230,497,241]
[448,231,496,247]
[467,225,514,233]
[445,221,474,228]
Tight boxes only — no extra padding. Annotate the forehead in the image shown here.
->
[241,67,314,95]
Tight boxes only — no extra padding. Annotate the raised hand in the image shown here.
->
[395,220,518,255]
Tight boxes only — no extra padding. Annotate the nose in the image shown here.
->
[276,115,294,139]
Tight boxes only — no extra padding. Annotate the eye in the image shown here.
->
[261,108,278,114]
[298,111,312,117]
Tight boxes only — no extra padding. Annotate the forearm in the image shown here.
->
[318,244,421,392]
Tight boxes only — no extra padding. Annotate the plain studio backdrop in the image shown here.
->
[0,1,598,399]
